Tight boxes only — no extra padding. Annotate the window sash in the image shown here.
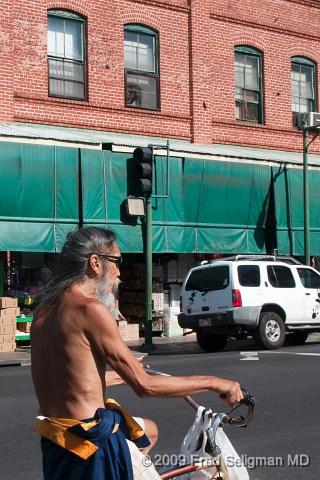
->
[48,58,85,100]
[48,16,84,61]
[125,71,159,110]
[124,31,156,73]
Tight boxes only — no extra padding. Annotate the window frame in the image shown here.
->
[47,10,87,101]
[185,266,230,292]
[237,265,261,287]
[291,56,316,115]
[267,265,296,289]
[297,268,320,289]
[124,24,160,111]
[234,46,263,124]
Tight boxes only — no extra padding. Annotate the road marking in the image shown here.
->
[260,351,320,357]
[240,352,259,360]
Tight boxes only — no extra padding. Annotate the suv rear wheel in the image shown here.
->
[196,331,228,353]
[285,331,309,346]
[252,312,285,350]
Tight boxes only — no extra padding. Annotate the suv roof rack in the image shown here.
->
[201,255,303,265]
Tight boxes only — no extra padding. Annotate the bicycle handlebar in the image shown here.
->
[147,369,256,427]
[184,388,256,427]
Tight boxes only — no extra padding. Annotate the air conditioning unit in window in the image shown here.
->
[293,112,320,129]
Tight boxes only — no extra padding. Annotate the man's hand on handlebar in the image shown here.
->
[215,379,243,408]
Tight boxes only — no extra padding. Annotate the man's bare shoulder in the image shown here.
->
[34,289,115,330]
[61,288,119,337]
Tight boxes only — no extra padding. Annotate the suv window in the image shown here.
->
[297,268,320,288]
[238,265,260,287]
[267,265,295,288]
[185,266,229,292]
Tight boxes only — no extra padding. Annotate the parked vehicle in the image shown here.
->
[178,255,320,352]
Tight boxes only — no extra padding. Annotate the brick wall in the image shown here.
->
[0,1,14,121]
[3,0,320,153]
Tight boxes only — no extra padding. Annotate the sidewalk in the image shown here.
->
[0,332,202,367]
[2,332,320,367]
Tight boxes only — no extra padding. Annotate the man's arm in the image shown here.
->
[86,301,242,407]
[106,356,148,386]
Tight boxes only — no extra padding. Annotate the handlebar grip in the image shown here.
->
[219,388,255,406]
[239,388,256,406]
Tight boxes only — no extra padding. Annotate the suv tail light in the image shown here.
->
[180,296,183,312]
[232,289,242,307]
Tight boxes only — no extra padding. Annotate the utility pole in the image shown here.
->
[302,116,310,266]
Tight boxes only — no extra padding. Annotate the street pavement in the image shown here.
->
[0,332,202,367]
[2,332,320,367]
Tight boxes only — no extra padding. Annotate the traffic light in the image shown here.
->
[132,147,153,195]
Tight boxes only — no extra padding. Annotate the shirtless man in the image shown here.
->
[31,227,243,480]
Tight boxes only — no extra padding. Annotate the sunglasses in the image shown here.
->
[92,254,123,269]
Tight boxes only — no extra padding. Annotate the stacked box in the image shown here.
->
[0,298,18,352]
[0,334,15,343]
[0,307,20,318]
[164,319,182,337]
[163,307,182,337]
[152,292,164,312]
[0,297,18,309]
[169,285,181,308]
[124,323,139,341]
[118,320,139,341]
[0,343,16,352]
[0,324,15,335]
[16,322,32,333]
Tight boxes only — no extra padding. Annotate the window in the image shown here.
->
[47,10,86,100]
[291,57,315,114]
[297,268,320,289]
[267,266,295,288]
[238,265,260,287]
[186,266,229,292]
[124,25,159,110]
[235,47,263,123]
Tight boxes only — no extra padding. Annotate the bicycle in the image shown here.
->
[147,369,256,480]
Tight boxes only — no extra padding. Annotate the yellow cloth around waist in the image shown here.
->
[34,399,144,460]
[34,415,101,460]
[105,398,145,442]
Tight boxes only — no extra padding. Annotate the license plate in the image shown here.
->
[199,318,211,327]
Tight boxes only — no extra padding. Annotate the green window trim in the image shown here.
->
[47,9,85,21]
[235,46,263,124]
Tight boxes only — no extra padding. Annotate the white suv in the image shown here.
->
[178,255,320,352]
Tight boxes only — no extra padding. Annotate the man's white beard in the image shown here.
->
[95,275,121,312]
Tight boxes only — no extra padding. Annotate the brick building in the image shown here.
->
[0,0,320,259]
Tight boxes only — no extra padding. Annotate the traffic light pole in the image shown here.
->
[144,194,154,348]
[301,116,319,266]
[130,142,170,350]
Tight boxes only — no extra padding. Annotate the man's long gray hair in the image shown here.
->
[39,227,117,307]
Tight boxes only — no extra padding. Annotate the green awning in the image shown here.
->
[81,150,186,252]
[3,140,320,256]
[183,158,271,253]
[273,166,320,255]
[81,151,272,253]
[0,142,79,251]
